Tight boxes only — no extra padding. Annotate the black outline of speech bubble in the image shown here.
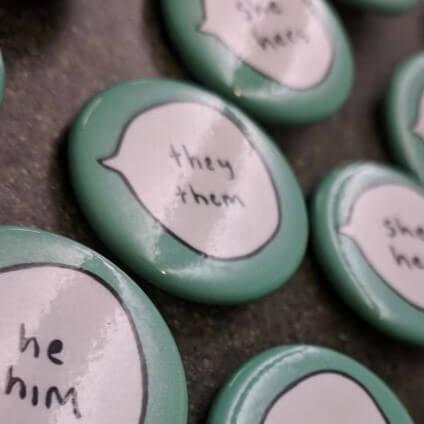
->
[411,87,424,142]
[261,370,389,423]
[196,0,335,91]
[0,263,148,424]
[339,182,424,312]
[99,100,281,262]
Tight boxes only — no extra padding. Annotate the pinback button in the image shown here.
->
[68,79,308,304]
[340,0,417,13]
[208,345,413,424]
[0,226,188,424]
[161,0,354,124]
[312,162,424,345]
[386,53,424,183]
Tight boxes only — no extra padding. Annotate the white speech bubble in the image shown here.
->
[102,102,280,260]
[200,0,333,90]
[263,372,387,423]
[0,265,145,423]
[340,184,424,308]
[413,90,424,141]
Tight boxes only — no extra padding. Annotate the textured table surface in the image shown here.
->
[0,0,423,422]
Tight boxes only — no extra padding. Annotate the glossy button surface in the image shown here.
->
[386,52,424,183]
[312,162,424,345]
[208,345,413,423]
[69,79,308,304]
[0,226,187,424]
[161,0,354,124]
[341,0,417,13]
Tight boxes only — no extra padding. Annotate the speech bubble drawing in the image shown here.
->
[263,372,387,423]
[101,102,280,260]
[413,90,424,141]
[199,0,333,90]
[340,184,424,309]
[0,264,145,423]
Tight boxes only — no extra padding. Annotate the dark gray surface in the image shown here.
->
[0,1,423,422]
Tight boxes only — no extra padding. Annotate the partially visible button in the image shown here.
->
[0,225,188,424]
[340,0,417,13]
[69,79,308,304]
[161,0,354,124]
[312,162,424,345]
[208,345,413,423]
[386,52,424,183]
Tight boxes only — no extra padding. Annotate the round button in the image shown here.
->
[386,52,424,183]
[208,345,413,423]
[161,0,354,124]
[340,0,417,13]
[0,226,188,424]
[69,79,308,304]
[0,51,4,104]
[312,162,424,345]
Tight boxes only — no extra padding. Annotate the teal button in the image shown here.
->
[69,79,308,304]
[208,345,413,423]
[340,0,417,13]
[0,226,188,424]
[161,0,354,124]
[0,51,4,104]
[386,52,424,183]
[312,162,424,345]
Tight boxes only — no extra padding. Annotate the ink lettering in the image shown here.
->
[340,184,424,308]
[252,28,309,51]
[4,324,81,419]
[384,219,397,238]
[101,102,280,259]
[0,265,145,423]
[48,340,64,366]
[383,217,424,242]
[5,366,26,400]
[174,184,245,208]
[236,0,283,22]
[19,323,40,359]
[169,144,235,180]
[200,0,333,89]
[46,387,82,419]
